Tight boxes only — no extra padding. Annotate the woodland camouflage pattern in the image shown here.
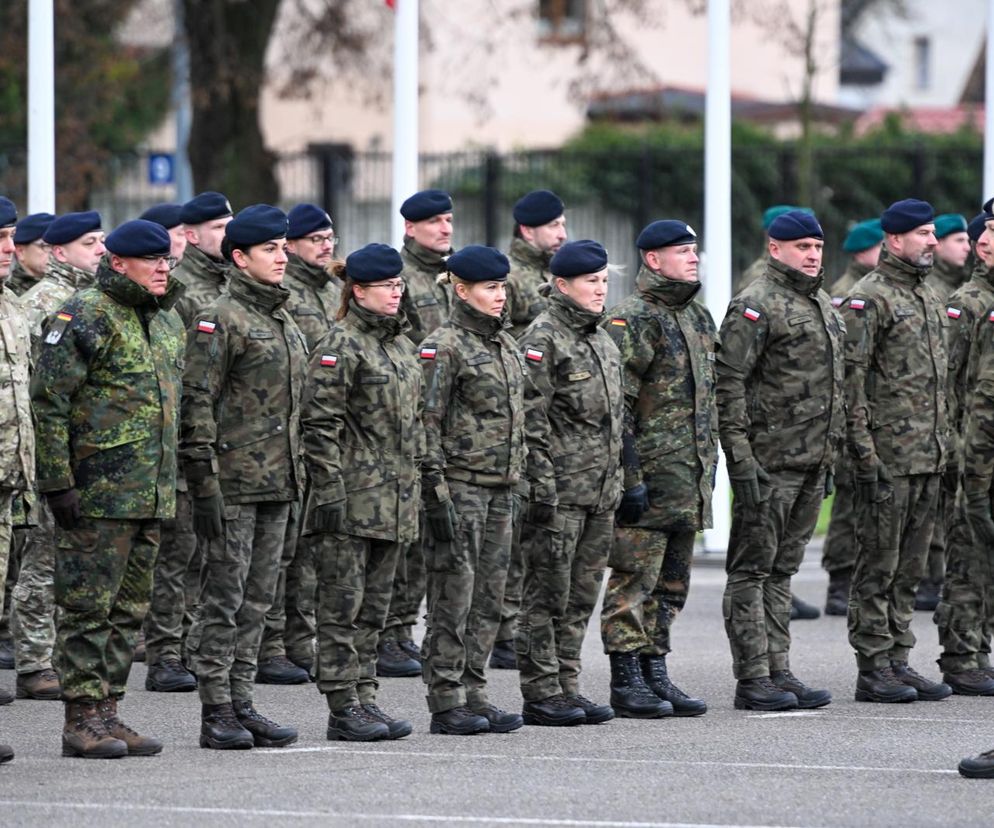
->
[172,243,229,328]
[19,258,94,345]
[399,237,450,344]
[506,237,551,338]
[282,253,341,352]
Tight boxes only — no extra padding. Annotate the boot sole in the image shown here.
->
[733,696,799,711]
[580,710,616,724]
[16,687,63,700]
[948,684,994,697]
[854,689,917,703]
[488,660,517,670]
[326,728,389,742]
[375,666,421,678]
[199,734,254,750]
[522,711,586,727]
[385,722,413,739]
[126,743,164,756]
[144,679,197,693]
[959,762,994,779]
[480,719,523,733]
[613,706,672,719]
[795,696,832,709]
[428,722,489,735]
[909,688,952,701]
[251,733,299,748]
[253,674,310,685]
[671,705,708,717]
[62,744,127,759]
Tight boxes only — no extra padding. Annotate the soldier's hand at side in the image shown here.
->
[616,483,649,526]
[46,488,82,531]
[727,458,770,509]
[855,462,892,504]
[965,488,994,546]
[312,500,345,535]
[426,499,457,542]
[824,470,835,497]
[526,501,557,526]
[193,493,224,540]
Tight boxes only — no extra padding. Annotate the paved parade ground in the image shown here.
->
[3,548,994,827]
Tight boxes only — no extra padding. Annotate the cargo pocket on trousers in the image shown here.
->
[54,526,102,612]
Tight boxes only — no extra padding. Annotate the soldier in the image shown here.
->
[717,210,843,711]
[256,202,341,684]
[144,192,231,693]
[737,205,807,294]
[377,190,455,679]
[31,219,184,758]
[822,218,884,615]
[934,209,994,695]
[842,198,951,703]
[301,244,422,741]
[419,245,526,735]
[8,212,55,295]
[139,203,188,263]
[0,197,35,764]
[598,221,716,719]
[513,240,621,727]
[181,205,306,750]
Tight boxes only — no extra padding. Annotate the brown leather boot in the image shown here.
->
[62,700,128,759]
[16,668,63,700]
[97,697,163,756]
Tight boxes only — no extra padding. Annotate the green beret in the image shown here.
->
[762,205,814,230]
[842,219,884,253]
[934,213,968,239]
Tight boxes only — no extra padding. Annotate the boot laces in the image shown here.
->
[878,666,906,686]
[97,700,138,737]
[236,702,277,728]
[343,704,381,724]
[362,703,393,722]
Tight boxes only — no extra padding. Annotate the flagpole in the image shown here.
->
[391,0,419,246]
[28,0,56,212]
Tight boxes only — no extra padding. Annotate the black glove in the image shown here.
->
[825,470,835,498]
[426,499,457,542]
[965,488,994,546]
[46,488,82,531]
[526,502,557,526]
[855,462,893,504]
[192,493,224,540]
[616,483,649,526]
[727,458,771,510]
[311,500,345,535]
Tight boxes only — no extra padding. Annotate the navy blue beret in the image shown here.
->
[400,189,452,222]
[513,189,565,227]
[550,239,608,277]
[225,204,288,249]
[969,212,991,243]
[345,243,403,283]
[105,219,171,258]
[140,203,184,229]
[180,191,233,225]
[287,203,333,239]
[448,245,510,282]
[0,197,16,228]
[984,197,993,215]
[881,198,934,234]
[636,219,697,250]
[768,210,824,241]
[43,211,102,245]
[14,212,56,244]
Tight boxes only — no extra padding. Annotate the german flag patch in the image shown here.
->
[610,318,627,327]
[44,311,74,345]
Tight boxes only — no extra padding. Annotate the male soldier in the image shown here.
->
[139,203,188,263]
[737,205,808,294]
[822,218,884,615]
[144,191,231,693]
[842,198,951,703]
[0,197,36,763]
[717,210,843,711]
[600,220,716,718]
[32,219,184,758]
[8,212,55,295]
[377,190,455,679]
[256,203,341,684]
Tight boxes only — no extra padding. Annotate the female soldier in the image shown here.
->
[301,243,423,742]
[419,245,527,735]
[515,240,623,726]
[181,204,307,750]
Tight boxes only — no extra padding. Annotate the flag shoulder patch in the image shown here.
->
[420,345,437,360]
[525,347,544,363]
[196,319,217,334]
[44,311,75,345]
[319,353,338,367]
[609,317,627,327]
[742,307,761,322]
[849,298,866,311]
[947,307,962,319]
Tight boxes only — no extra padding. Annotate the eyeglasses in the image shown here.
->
[305,233,336,247]
[363,280,405,293]
[137,255,179,270]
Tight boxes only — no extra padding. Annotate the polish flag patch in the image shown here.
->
[947,307,962,319]
[988,310,994,323]
[831,297,844,307]
[196,320,216,334]
[320,353,338,367]
[525,347,544,363]
[420,347,437,360]
[850,299,866,310]
[742,307,761,322]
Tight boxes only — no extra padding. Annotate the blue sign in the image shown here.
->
[148,153,175,185]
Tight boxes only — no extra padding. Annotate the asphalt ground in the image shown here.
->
[2,546,994,828]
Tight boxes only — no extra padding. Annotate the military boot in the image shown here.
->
[854,668,917,703]
[145,658,197,692]
[362,703,413,739]
[397,639,421,662]
[914,579,941,612]
[131,629,146,663]
[0,685,12,705]
[522,694,587,727]
[488,639,517,670]
[771,669,832,709]
[470,703,523,733]
[608,652,673,718]
[255,655,309,685]
[232,700,298,747]
[959,748,994,779]
[789,594,821,620]
[0,639,14,670]
[0,740,11,764]
[15,668,62,700]
[429,705,490,735]
[640,655,707,716]
[734,677,799,711]
[824,568,850,616]
[200,702,254,750]
[375,639,421,678]
[97,697,163,756]
[62,700,128,759]
[327,705,390,741]
[944,669,994,696]
[565,694,615,725]
[890,661,952,701]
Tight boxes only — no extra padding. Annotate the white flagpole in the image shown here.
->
[391,0,420,246]
[28,0,56,212]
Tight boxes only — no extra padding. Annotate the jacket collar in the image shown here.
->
[347,298,410,340]
[286,254,333,289]
[876,248,930,286]
[636,264,702,309]
[95,262,185,311]
[226,269,290,313]
[450,296,506,337]
[402,237,451,273]
[547,288,604,334]
[509,237,552,271]
[185,243,229,283]
[766,257,824,296]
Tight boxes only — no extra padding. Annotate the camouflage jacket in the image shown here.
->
[607,266,718,530]
[283,254,341,353]
[962,295,994,488]
[926,255,969,303]
[420,298,526,498]
[19,259,94,346]
[0,279,35,491]
[520,290,623,514]
[300,300,424,542]
[829,260,873,308]
[840,249,947,476]
[30,264,184,519]
[506,237,551,338]
[172,244,229,328]
[717,257,846,474]
[399,237,451,344]
[180,270,308,505]
[7,259,42,296]
[735,253,766,295]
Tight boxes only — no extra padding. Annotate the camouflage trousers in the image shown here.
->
[382,521,426,645]
[144,489,200,665]
[422,481,512,714]
[187,501,289,705]
[0,488,13,620]
[1,516,27,647]
[53,517,160,701]
[822,464,858,574]
[314,533,404,709]
[934,490,994,673]
[495,514,526,644]
[11,500,57,673]
[724,467,824,679]
[848,473,939,671]
[517,507,611,702]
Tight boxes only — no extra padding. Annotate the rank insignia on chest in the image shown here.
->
[947,307,962,320]
[609,318,627,327]
[849,299,866,311]
[525,347,544,363]
[44,311,74,345]
[742,307,761,322]
[420,346,437,360]
[196,320,217,334]
[320,353,338,367]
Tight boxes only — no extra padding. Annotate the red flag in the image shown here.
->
[386,0,395,7]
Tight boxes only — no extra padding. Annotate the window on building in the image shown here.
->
[538,0,587,44]
[913,35,931,90]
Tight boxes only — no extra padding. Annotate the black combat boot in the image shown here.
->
[790,594,821,620]
[397,640,421,662]
[0,639,14,670]
[200,702,255,749]
[145,659,197,692]
[770,669,832,709]
[375,639,421,678]
[0,685,12,705]
[734,677,799,711]
[255,655,310,685]
[470,703,523,733]
[232,700,298,747]
[564,694,615,725]
[640,655,707,716]
[522,695,586,727]
[429,705,490,735]
[0,740,11,764]
[362,703,412,739]
[890,661,952,701]
[854,668,917,703]
[959,748,994,779]
[824,568,850,616]
[608,652,673,718]
[488,639,517,670]
[944,668,994,696]
[327,705,390,741]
